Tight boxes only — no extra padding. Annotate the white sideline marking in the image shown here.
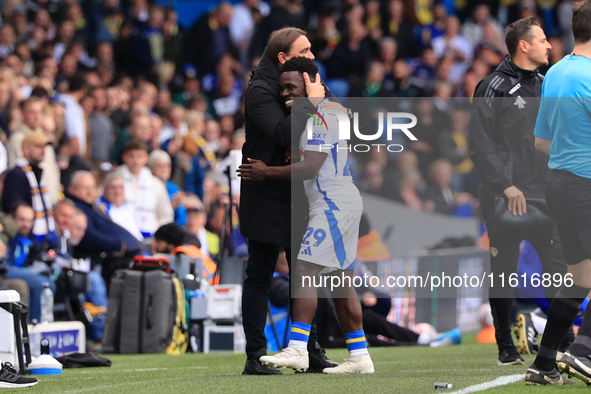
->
[449,374,523,394]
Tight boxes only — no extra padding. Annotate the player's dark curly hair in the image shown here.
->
[281,57,319,82]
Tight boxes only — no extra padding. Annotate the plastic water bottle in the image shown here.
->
[434,382,452,389]
[40,283,54,323]
[189,323,202,353]
[200,278,209,294]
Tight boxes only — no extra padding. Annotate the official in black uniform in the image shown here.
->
[240,27,340,375]
[468,17,567,365]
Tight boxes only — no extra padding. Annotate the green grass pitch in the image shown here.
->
[26,336,588,394]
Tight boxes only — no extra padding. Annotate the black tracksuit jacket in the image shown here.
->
[468,55,549,213]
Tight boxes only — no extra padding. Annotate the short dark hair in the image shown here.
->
[504,17,540,57]
[30,86,49,99]
[10,201,33,217]
[68,74,87,92]
[266,27,307,69]
[572,0,591,44]
[123,139,148,154]
[154,222,185,247]
[281,56,319,82]
[19,96,41,111]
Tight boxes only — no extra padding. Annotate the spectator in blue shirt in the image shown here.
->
[6,202,57,322]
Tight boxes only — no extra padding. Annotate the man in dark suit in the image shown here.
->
[64,170,142,286]
[424,159,456,215]
[240,27,342,375]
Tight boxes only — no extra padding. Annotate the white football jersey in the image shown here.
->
[298,101,363,213]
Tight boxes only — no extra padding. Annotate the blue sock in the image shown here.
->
[345,330,369,357]
[288,322,311,350]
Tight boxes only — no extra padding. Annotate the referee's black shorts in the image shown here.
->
[546,169,591,266]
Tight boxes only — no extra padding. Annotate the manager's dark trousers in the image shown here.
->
[485,213,567,349]
[242,240,319,358]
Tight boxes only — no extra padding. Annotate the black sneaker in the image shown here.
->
[557,351,591,386]
[497,346,525,366]
[0,362,38,388]
[514,313,538,355]
[305,342,339,373]
[525,364,576,386]
[242,358,283,375]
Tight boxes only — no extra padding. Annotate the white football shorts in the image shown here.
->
[298,209,362,270]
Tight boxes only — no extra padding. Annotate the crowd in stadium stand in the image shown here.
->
[0,0,577,344]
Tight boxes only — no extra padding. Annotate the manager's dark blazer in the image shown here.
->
[239,48,335,247]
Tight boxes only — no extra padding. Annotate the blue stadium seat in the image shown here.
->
[324,79,350,105]
[314,61,327,81]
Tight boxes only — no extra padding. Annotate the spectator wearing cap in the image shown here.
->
[7,97,61,204]
[118,139,174,240]
[171,64,200,108]
[2,132,56,244]
[148,149,187,226]
[97,172,144,241]
[60,75,89,159]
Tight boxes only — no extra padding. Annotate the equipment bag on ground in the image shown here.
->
[102,263,188,354]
